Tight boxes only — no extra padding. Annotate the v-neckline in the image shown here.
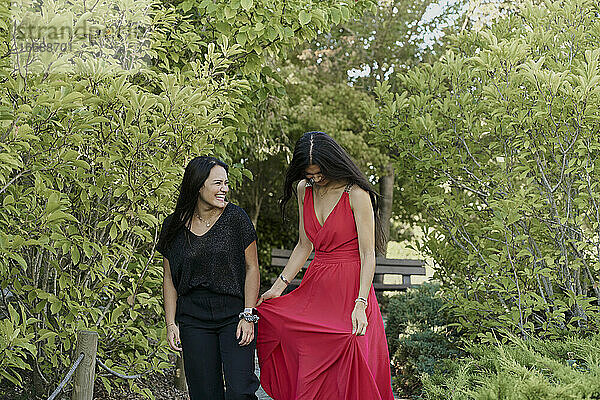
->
[311,187,347,228]
[186,203,230,237]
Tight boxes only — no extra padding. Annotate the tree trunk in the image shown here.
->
[379,162,394,256]
[375,163,394,288]
[251,193,263,228]
[32,356,47,397]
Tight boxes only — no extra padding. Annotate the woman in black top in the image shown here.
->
[157,156,260,400]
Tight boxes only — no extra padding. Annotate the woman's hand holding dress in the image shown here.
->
[351,302,368,336]
[256,286,284,306]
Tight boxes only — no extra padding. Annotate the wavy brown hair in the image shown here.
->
[280,131,386,254]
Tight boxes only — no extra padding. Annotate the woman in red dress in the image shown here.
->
[256,132,394,400]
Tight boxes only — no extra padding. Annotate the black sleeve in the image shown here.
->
[156,214,173,260]
[237,207,258,249]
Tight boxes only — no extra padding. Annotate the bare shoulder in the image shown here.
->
[297,179,309,195]
[297,179,308,202]
[297,179,308,191]
[348,185,372,210]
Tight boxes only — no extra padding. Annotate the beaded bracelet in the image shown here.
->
[354,297,368,307]
[239,311,260,323]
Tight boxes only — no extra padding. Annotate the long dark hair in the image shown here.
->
[280,131,387,254]
[157,156,229,251]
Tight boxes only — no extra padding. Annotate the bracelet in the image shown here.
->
[355,297,368,307]
[166,322,176,328]
[244,307,253,314]
[239,311,260,323]
[279,274,290,285]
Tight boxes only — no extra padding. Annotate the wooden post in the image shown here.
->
[72,330,98,400]
[174,354,187,392]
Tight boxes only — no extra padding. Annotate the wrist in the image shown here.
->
[166,322,176,328]
[239,310,260,323]
[272,280,287,293]
[354,296,368,308]
[279,274,290,285]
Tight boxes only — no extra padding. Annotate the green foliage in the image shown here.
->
[422,334,600,400]
[0,304,37,387]
[386,283,449,354]
[0,0,374,397]
[292,0,464,90]
[228,63,388,284]
[162,0,375,75]
[156,0,378,145]
[369,0,600,339]
[386,283,463,397]
[0,65,238,395]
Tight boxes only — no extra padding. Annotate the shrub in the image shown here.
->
[422,334,600,400]
[369,0,600,339]
[386,283,463,397]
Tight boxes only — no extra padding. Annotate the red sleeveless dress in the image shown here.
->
[256,184,394,400]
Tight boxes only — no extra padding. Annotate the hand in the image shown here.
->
[236,319,254,346]
[256,286,283,306]
[166,323,182,351]
[351,303,368,336]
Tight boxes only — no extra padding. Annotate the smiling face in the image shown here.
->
[305,164,327,186]
[198,165,229,209]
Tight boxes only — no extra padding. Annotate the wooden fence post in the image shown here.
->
[72,330,98,400]
[174,353,187,392]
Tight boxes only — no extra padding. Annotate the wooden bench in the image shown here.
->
[270,248,427,293]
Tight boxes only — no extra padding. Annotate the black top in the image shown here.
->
[157,203,257,298]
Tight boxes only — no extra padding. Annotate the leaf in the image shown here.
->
[241,0,253,11]
[71,246,80,264]
[110,223,118,240]
[181,0,193,12]
[331,8,341,25]
[299,10,311,25]
[224,6,236,20]
[242,169,253,180]
[50,301,62,314]
[44,193,61,215]
[0,153,23,168]
[8,303,19,323]
[47,210,78,223]
[339,5,350,20]
[3,195,15,206]
[0,370,21,387]
[10,253,28,269]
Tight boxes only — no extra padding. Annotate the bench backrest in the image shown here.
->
[271,248,427,276]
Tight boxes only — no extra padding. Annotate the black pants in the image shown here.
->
[177,289,259,400]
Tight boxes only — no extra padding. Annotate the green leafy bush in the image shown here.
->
[369,0,600,339]
[0,304,36,387]
[423,334,600,400]
[386,283,463,397]
[0,0,374,397]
